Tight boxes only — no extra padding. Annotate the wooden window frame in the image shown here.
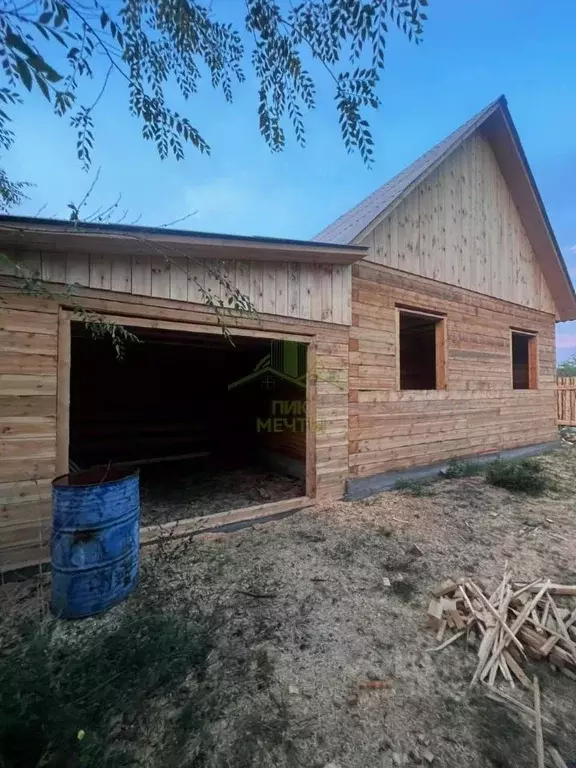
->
[510,328,538,390]
[395,306,447,391]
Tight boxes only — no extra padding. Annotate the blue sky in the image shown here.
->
[6,0,576,357]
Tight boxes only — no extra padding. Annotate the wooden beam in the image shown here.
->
[395,304,446,320]
[65,310,314,344]
[55,308,70,476]
[140,495,313,546]
[436,316,447,390]
[529,333,539,390]
[394,306,401,390]
[306,341,317,498]
[533,676,545,768]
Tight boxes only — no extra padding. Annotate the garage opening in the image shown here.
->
[69,323,308,526]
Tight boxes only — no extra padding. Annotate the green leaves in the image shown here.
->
[70,107,94,170]
[246,0,425,164]
[5,32,36,59]
[29,54,62,82]
[13,57,33,91]
[0,168,32,212]
[34,71,51,100]
[0,0,429,213]
[5,28,62,99]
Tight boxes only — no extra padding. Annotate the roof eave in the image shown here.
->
[0,218,367,266]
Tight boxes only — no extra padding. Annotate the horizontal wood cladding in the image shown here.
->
[360,132,556,315]
[349,262,557,476]
[0,283,349,571]
[0,298,58,572]
[2,249,352,326]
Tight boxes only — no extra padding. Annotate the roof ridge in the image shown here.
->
[313,96,505,245]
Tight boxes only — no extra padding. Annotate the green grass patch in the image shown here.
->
[484,457,550,495]
[394,477,435,496]
[442,458,484,479]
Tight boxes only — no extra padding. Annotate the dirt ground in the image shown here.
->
[4,447,576,767]
[139,462,304,526]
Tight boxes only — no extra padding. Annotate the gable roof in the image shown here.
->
[314,95,576,321]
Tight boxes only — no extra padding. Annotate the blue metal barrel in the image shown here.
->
[51,468,140,619]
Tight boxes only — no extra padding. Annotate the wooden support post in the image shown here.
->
[306,340,317,499]
[55,308,71,476]
[435,316,447,390]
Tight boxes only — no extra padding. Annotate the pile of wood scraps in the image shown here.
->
[427,567,576,688]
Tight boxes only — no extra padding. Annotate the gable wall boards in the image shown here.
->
[360,133,556,315]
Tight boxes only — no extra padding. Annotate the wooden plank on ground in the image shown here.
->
[141,496,314,546]
[533,676,545,768]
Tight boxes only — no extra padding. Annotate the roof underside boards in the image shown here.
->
[0,216,366,266]
[314,96,576,321]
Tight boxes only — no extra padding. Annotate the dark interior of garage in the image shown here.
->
[69,323,307,524]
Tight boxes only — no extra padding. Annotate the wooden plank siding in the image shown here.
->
[0,274,349,572]
[557,377,576,427]
[0,296,58,571]
[6,252,352,326]
[349,261,557,477]
[360,132,556,315]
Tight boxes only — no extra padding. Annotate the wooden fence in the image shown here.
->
[557,377,576,426]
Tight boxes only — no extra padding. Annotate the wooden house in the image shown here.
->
[314,95,576,497]
[1,95,574,572]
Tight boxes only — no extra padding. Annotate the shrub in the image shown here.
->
[484,457,548,494]
[443,458,483,479]
[394,478,435,496]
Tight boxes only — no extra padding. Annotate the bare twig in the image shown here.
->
[69,167,101,221]
[158,210,199,228]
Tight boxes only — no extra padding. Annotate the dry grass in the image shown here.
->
[3,447,576,767]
